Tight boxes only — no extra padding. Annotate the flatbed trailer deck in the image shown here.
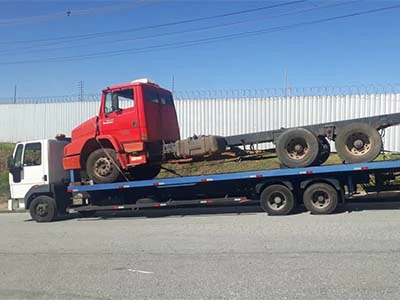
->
[23,158,400,222]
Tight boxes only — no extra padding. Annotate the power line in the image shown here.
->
[0,1,305,45]
[0,1,357,56]
[0,0,153,26]
[0,3,398,65]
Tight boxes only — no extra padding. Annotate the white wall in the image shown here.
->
[1,93,400,151]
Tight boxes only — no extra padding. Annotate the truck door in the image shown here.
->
[9,141,47,200]
[99,88,140,143]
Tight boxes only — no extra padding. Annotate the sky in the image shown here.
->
[0,0,399,97]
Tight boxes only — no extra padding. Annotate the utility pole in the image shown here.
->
[13,84,17,104]
[171,75,175,94]
[78,80,84,101]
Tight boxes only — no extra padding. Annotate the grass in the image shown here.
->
[0,143,15,203]
[158,152,343,178]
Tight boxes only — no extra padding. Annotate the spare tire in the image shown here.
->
[335,123,382,164]
[276,128,319,168]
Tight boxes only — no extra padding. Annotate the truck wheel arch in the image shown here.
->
[24,185,54,210]
[255,180,294,195]
[80,136,121,170]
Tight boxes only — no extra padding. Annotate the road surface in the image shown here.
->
[1,204,400,300]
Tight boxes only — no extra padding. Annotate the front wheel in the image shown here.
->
[29,195,57,222]
[86,148,121,184]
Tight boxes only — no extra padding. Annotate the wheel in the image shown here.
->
[316,137,331,165]
[29,195,57,222]
[260,184,295,215]
[86,148,121,184]
[276,128,319,168]
[335,123,382,164]
[303,182,338,215]
[79,211,96,218]
[129,165,161,180]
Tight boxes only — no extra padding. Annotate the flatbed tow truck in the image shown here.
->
[7,137,400,222]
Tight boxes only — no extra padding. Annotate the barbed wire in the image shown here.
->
[174,83,400,100]
[1,84,400,104]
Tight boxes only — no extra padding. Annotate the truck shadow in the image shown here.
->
[54,198,400,222]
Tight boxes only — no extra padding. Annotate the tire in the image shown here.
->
[79,211,96,218]
[129,165,161,180]
[335,123,382,164]
[86,148,121,184]
[29,195,57,222]
[316,137,331,165]
[276,128,319,168]
[303,182,338,215]
[260,184,295,215]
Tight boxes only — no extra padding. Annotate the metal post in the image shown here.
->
[13,84,17,104]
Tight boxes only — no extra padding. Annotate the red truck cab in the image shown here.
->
[63,78,180,183]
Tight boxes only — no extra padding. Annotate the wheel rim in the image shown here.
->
[267,192,287,211]
[35,201,48,217]
[345,132,372,156]
[286,138,309,160]
[311,190,330,209]
[94,157,113,177]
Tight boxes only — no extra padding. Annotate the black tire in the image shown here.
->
[335,123,382,164]
[86,148,121,184]
[129,165,161,180]
[29,195,57,222]
[303,182,338,215]
[276,128,320,168]
[79,211,97,218]
[316,137,331,165]
[260,184,295,215]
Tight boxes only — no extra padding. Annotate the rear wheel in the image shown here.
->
[303,182,338,214]
[29,195,57,222]
[260,184,295,215]
[86,148,121,184]
[335,123,382,164]
[276,128,319,168]
[316,137,331,165]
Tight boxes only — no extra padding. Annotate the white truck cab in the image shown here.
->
[8,138,69,209]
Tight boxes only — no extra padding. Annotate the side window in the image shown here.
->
[144,87,159,104]
[116,89,135,109]
[23,143,42,166]
[104,89,134,113]
[160,92,174,105]
[14,144,23,168]
[104,93,113,114]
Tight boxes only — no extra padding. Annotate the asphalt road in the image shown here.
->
[1,204,400,300]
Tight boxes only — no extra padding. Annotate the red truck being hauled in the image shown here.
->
[63,78,183,183]
[63,78,400,184]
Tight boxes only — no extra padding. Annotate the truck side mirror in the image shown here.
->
[8,155,22,183]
